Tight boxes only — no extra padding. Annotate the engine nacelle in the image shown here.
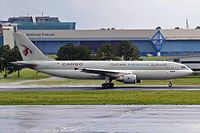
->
[116,74,141,84]
[124,74,136,83]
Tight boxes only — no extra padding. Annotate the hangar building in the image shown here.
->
[18,29,200,56]
[1,16,200,56]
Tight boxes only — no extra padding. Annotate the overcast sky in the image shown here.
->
[1,0,200,29]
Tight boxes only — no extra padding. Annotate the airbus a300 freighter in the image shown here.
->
[13,33,193,88]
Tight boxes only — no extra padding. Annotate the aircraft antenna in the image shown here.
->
[186,19,189,29]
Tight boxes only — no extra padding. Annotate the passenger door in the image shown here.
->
[170,63,175,72]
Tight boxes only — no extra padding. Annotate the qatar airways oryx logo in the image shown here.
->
[19,44,33,56]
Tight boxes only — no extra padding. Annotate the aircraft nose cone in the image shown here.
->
[188,69,193,75]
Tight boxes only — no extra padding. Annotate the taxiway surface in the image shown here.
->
[1,105,200,133]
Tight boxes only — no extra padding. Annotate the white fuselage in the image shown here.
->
[30,60,193,80]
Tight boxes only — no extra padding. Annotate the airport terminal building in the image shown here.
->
[1,16,200,56]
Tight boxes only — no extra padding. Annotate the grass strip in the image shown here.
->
[0,68,49,83]
[1,90,200,105]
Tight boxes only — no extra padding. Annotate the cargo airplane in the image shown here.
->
[13,33,193,88]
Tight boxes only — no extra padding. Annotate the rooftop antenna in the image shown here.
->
[186,19,189,29]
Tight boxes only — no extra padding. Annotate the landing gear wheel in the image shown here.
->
[102,83,107,88]
[168,82,173,87]
[101,83,114,88]
[109,83,114,88]
[102,76,114,88]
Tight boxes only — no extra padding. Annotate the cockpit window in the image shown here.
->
[181,66,186,69]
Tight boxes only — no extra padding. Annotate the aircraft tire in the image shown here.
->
[102,83,114,88]
[102,83,107,88]
[109,83,114,88]
[168,83,173,87]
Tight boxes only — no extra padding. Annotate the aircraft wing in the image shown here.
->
[80,68,131,77]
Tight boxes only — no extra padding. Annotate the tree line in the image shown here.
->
[57,41,139,61]
[0,45,22,78]
[0,41,139,78]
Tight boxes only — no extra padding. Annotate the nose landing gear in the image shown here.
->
[168,80,173,87]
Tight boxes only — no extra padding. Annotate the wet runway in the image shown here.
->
[1,105,200,133]
[1,85,200,91]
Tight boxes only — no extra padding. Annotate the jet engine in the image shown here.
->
[116,74,141,84]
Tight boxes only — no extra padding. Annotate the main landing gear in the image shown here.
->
[101,76,114,88]
[168,80,173,87]
[102,83,114,88]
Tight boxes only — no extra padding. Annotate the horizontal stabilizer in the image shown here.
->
[11,61,37,69]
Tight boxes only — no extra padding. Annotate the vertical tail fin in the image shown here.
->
[13,33,51,61]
